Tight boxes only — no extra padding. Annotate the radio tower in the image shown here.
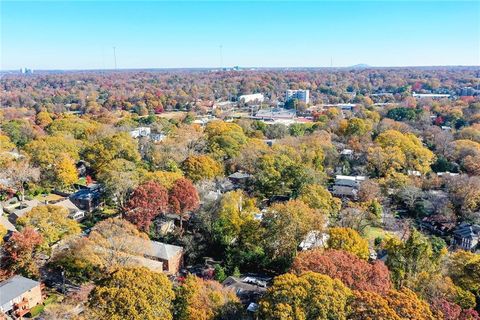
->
[113,46,117,69]
[219,45,223,70]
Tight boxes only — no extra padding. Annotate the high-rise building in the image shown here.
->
[286,89,309,104]
[20,68,33,74]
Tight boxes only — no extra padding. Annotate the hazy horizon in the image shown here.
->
[2,1,479,70]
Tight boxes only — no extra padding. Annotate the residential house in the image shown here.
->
[52,198,85,221]
[332,175,366,199]
[126,238,184,274]
[146,241,184,274]
[228,172,252,188]
[130,127,151,138]
[0,275,43,318]
[452,223,480,251]
[4,199,41,224]
[419,215,456,237]
[150,133,166,143]
[299,230,329,251]
[223,276,268,305]
[412,92,451,99]
[340,149,354,159]
[70,184,103,212]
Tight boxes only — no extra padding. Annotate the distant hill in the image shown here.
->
[350,64,372,69]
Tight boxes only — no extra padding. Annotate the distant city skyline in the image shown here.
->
[1,1,479,70]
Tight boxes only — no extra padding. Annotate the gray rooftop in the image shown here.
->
[149,241,183,260]
[0,275,40,307]
[454,223,480,238]
[228,172,252,180]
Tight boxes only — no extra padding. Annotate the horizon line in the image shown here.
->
[2,65,479,73]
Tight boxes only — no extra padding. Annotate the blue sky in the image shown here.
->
[1,1,479,69]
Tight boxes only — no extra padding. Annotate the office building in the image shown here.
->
[286,90,310,104]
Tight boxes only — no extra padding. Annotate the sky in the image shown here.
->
[1,1,479,70]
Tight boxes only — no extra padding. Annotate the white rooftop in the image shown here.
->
[335,175,366,181]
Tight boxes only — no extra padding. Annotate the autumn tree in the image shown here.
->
[445,250,480,304]
[17,205,81,248]
[2,119,37,147]
[348,290,401,320]
[182,155,223,182]
[210,190,258,244]
[0,225,7,245]
[25,134,80,170]
[291,249,391,294]
[368,129,435,176]
[35,110,53,128]
[123,181,168,231]
[0,157,40,201]
[83,132,141,171]
[343,117,372,137]
[1,227,43,279]
[357,179,381,202]
[383,229,442,288]
[47,115,100,140]
[169,178,200,229]
[88,267,174,320]
[52,153,79,189]
[298,184,341,217]
[152,124,205,167]
[259,272,352,320]
[25,134,80,188]
[446,175,480,216]
[143,170,183,190]
[205,121,248,159]
[174,275,243,320]
[0,134,15,152]
[385,288,435,320]
[53,218,152,277]
[97,159,142,210]
[262,200,326,271]
[336,201,382,235]
[327,227,370,260]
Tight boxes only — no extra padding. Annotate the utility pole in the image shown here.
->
[61,267,66,294]
[113,46,117,70]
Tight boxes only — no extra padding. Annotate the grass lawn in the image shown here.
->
[364,226,392,243]
[28,294,60,318]
[34,193,63,202]
[77,177,87,186]
[157,111,187,120]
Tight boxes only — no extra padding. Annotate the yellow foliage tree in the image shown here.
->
[259,272,352,320]
[143,170,183,189]
[370,130,435,175]
[175,275,241,320]
[17,205,81,248]
[182,155,223,182]
[327,227,370,260]
[88,267,174,320]
[0,134,15,152]
[385,288,435,320]
[298,184,341,217]
[53,154,78,189]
